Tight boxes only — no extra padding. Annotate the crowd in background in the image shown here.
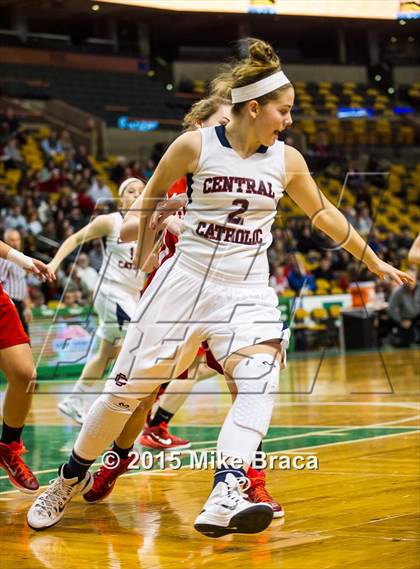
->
[1,108,418,348]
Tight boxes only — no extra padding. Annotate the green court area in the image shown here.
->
[1,424,418,492]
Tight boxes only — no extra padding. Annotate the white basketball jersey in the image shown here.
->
[177,125,287,285]
[99,212,144,292]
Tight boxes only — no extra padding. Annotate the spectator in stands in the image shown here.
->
[297,224,318,254]
[269,265,288,295]
[342,204,357,227]
[128,160,144,180]
[31,289,47,310]
[74,144,92,171]
[4,204,27,232]
[387,268,420,347]
[88,176,113,205]
[355,206,372,237]
[0,184,10,212]
[68,207,85,232]
[1,108,20,135]
[61,287,80,309]
[286,254,316,293]
[58,129,75,156]
[41,131,63,159]
[88,239,103,272]
[27,210,43,236]
[313,256,334,282]
[76,253,98,295]
[398,227,413,251]
[368,229,386,256]
[383,231,399,256]
[1,138,24,170]
[110,156,126,184]
[36,195,52,224]
[143,158,156,180]
[75,183,94,215]
[62,263,89,303]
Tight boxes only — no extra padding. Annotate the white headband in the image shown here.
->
[231,70,291,104]
[118,177,142,196]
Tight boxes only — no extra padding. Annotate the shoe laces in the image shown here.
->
[94,458,128,489]
[8,444,35,482]
[34,477,75,516]
[220,476,250,509]
[157,422,169,437]
[249,476,274,503]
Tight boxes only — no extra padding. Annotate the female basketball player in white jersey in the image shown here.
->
[47,178,145,423]
[82,95,283,517]
[28,38,414,536]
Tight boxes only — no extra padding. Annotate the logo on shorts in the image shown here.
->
[114,373,128,387]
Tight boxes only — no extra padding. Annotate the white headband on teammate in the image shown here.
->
[118,177,141,196]
[231,70,291,104]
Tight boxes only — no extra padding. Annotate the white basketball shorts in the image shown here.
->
[103,255,290,398]
[93,280,140,345]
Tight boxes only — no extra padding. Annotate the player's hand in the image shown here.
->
[30,259,56,283]
[46,261,58,276]
[401,319,412,329]
[150,194,188,230]
[142,252,159,273]
[162,215,184,237]
[24,306,33,323]
[366,259,415,286]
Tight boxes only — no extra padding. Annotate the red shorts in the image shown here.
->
[0,284,29,350]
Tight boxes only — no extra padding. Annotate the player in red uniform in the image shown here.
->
[0,239,54,492]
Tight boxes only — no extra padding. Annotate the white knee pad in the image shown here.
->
[74,393,139,460]
[232,353,280,438]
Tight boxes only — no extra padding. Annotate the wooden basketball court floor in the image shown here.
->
[0,347,419,569]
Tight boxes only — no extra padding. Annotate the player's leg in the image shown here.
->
[139,352,216,450]
[226,344,284,517]
[58,337,120,424]
[27,259,202,529]
[194,341,285,537]
[83,389,157,503]
[0,343,39,493]
[58,287,133,424]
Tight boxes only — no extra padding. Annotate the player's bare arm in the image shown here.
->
[48,214,115,274]
[121,130,201,269]
[0,239,55,282]
[284,145,415,286]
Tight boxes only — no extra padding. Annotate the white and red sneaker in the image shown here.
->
[246,467,284,518]
[138,422,191,450]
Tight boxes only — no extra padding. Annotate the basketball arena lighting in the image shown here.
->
[98,0,410,20]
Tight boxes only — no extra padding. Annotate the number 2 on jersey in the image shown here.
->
[227,199,249,226]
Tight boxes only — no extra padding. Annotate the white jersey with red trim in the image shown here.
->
[176,125,287,285]
[98,212,144,293]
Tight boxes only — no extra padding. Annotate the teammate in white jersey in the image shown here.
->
[28,38,414,535]
[47,178,145,423]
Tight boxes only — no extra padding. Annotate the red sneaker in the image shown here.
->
[83,456,132,503]
[0,440,39,494]
[138,422,191,450]
[246,467,284,518]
